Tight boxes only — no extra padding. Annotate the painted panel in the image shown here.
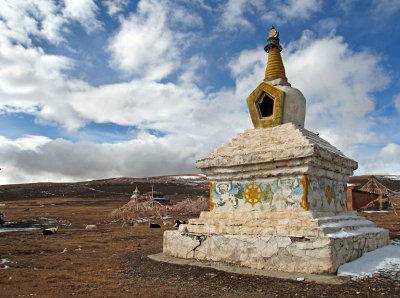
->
[210,176,347,212]
[308,177,347,212]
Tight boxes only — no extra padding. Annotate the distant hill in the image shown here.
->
[0,175,208,202]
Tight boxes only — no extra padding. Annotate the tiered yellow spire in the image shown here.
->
[264,26,287,82]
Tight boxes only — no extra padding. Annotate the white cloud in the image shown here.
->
[0,0,104,132]
[315,18,339,35]
[0,133,207,184]
[0,135,50,152]
[166,3,204,28]
[357,143,400,175]
[103,0,128,17]
[219,0,322,30]
[70,80,202,132]
[284,32,390,152]
[63,0,102,33]
[336,0,358,14]
[219,0,263,31]
[191,0,213,12]
[68,74,250,140]
[0,0,102,46]
[0,1,101,133]
[0,1,398,183]
[395,94,400,112]
[0,0,245,137]
[0,76,251,184]
[1,27,394,182]
[277,0,322,20]
[0,0,65,45]
[378,143,400,161]
[178,56,207,85]
[229,48,265,79]
[372,0,400,17]
[0,40,90,132]
[107,0,180,81]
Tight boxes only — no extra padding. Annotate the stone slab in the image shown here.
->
[163,227,389,274]
[148,253,350,285]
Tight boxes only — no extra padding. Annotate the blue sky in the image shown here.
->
[0,0,400,184]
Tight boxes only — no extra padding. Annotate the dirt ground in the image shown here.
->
[1,193,400,297]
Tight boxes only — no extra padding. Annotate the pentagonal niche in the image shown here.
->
[246,82,284,129]
[255,91,274,119]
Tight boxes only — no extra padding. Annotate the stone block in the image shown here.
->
[276,237,292,248]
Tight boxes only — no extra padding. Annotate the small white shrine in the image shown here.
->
[163,27,389,273]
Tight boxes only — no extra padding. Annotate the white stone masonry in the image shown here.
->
[163,210,389,273]
[196,123,358,182]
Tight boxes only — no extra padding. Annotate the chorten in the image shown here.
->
[130,186,140,201]
[163,27,389,274]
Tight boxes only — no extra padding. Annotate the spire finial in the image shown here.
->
[264,26,282,53]
[264,26,287,82]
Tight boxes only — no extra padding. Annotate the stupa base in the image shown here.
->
[163,210,389,274]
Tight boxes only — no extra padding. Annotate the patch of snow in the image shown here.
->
[362,210,390,213]
[382,175,400,181]
[173,175,200,179]
[82,186,105,192]
[326,227,386,238]
[0,227,40,233]
[338,242,400,279]
[39,217,59,223]
[162,216,172,219]
[316,215,360,222]
[171,175,205,182]
[0,203,5,206]
[0,259,10,269]
[320,219,373,228]
[40,191,56,196]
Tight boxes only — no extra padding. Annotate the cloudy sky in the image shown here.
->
[0,0,399,184]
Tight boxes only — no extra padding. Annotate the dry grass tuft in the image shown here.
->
[171,196,209,214]
[109,196,209,221]
[109,200,167,221]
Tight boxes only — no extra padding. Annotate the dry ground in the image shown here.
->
[0,194,400,297]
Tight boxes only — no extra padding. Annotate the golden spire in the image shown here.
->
[264,26,287,82]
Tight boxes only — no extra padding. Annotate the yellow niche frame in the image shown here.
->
[246,82,284,128]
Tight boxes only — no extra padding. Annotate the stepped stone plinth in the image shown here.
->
[162,26,389,274]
